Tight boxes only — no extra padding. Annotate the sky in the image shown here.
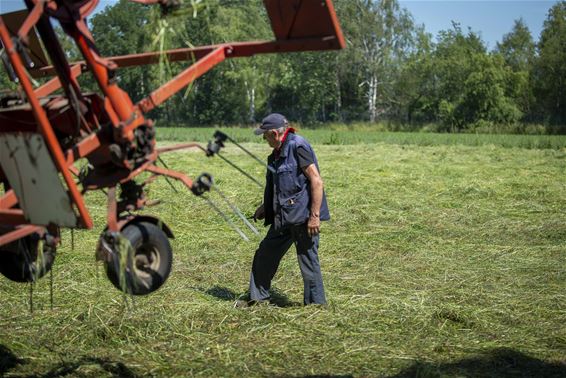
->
[399,0,558,49]
[0,0,560,49]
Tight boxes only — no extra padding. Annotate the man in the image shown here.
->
[239,113,330,306]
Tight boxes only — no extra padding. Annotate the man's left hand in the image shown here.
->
[307,215,320,237]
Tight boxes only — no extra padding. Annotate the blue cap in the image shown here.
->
[254,113,288,135]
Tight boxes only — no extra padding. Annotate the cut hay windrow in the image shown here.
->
[1,133,565,376]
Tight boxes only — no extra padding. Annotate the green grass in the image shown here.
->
[1,131,565,377]
[155,126,566,149]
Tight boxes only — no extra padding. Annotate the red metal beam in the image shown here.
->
[136,46,226,114]
[81,151,158,191]
[64,132,103,166]
[33,35,341,77]
[0,190,18,209]
[97,45,216,69]
[263,0,345,49]
[228,38,342,57]
[0,209,26,225]
[0,16,93,229]
[0,225,44,247]
[16,0,45,44]
[34,64,83,98]
[70,29,143,142]
[106,186,118,232]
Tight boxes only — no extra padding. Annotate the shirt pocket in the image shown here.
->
[276,166,298,196]
[281,189,310,225]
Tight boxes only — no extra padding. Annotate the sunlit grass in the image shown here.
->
[0,131,565,376]
[155,126,566,150]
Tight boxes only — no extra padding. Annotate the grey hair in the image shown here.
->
[275,126,287,134]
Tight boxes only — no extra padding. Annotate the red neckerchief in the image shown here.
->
[274,128,295,160]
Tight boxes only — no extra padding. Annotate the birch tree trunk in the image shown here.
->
[247,86,255,123]
[335,69,342,121]
[368,75,378,122]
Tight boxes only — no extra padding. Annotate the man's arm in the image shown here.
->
[302,164,323,236]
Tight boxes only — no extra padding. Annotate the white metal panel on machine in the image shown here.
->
[0,133,78,227]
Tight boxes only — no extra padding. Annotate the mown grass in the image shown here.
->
[156,126,566,150]
[1,131,565,377]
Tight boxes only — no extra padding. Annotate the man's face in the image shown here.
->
[263,130,280,149]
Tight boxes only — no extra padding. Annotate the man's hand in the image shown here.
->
[307,214,320,237]
[253,204,265,222]
[302,164,323,237]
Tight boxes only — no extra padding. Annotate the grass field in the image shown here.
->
[1,130,565,377]
[156,126,566,149]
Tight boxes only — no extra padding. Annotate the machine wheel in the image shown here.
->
[0,235,56,282]
[105,222,172,295]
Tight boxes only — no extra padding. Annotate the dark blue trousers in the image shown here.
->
[249,224,327,305]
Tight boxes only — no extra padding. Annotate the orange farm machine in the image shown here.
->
[0,0,344,295]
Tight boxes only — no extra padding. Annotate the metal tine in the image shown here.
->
[0,46,18,82]
[210,183,259,236]
[216,152,263,188]
[223,133,275,174]
[29,283,33,313]
[157,156,180,193]
[202,195,249,242]
[50,266,53,310]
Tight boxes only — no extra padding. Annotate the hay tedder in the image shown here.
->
[0,0,344,295]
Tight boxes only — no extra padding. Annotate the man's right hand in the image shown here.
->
[253,204,265,222]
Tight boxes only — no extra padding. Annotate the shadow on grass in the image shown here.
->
[275,375,353,378]
[204,285,301,307]
[390,348,566,378]
[205,285,238,301]
[270,288,302,308]
[1,345,138,378]
[25,357,137,378]
[1,344,24,375]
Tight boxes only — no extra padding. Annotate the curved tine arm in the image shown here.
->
[156,143,207,154]
[145,165,194,191]
[17,0,46,43]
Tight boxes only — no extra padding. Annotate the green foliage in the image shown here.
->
[494,19,536,121]
[90,0,152,102]
[495,18,535,72]
[393,26,434,124]
[533,1,566,130]
[402,24,523,131]
[338,0,417,122]
[458,54,522,125]
[0,69,15,91]
[268,51,340,123]
[0,0,564,132]
[154,126,566,149]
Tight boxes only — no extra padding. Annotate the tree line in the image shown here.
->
[1,0,565,133]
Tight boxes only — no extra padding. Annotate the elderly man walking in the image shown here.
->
[237,113,330,307]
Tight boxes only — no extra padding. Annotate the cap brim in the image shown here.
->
[254,127,267,135]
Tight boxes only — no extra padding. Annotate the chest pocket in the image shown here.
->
[276,165,298,196]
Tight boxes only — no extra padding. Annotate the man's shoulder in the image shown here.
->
[289,133,312,149]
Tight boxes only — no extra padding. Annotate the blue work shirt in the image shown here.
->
[263,132,330,229]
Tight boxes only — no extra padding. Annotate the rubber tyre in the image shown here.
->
[0,235,56,282]
[105,222,172,295]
